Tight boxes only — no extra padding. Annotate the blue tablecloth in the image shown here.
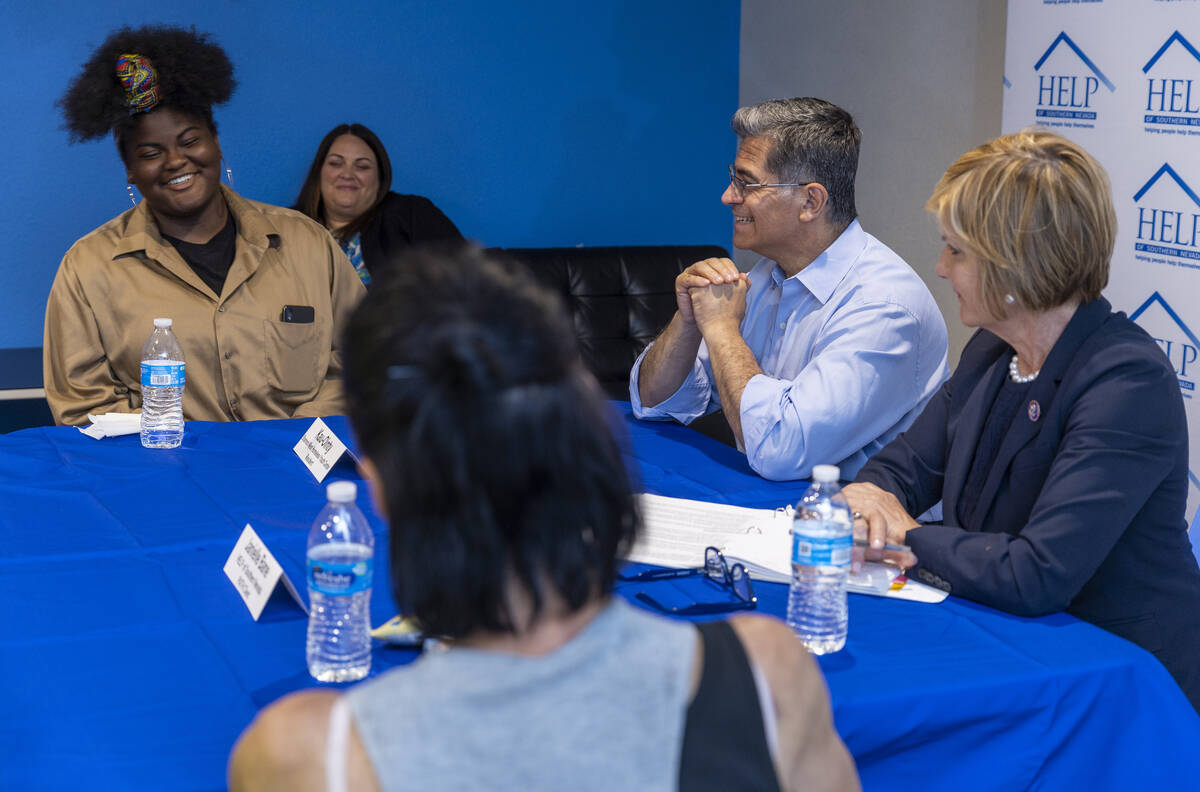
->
[2,403,1197,790]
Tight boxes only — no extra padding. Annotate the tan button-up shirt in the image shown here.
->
[44,186,366,425]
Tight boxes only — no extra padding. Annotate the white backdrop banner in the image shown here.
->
[1003,0,1200,523]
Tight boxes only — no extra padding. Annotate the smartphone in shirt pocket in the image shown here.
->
[281,305,315,324]
[265,305,320,392]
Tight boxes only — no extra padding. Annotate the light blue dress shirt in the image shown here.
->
[630,220,949,481]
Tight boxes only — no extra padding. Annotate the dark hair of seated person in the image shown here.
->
[340,245,638,639]
[58,24,234,162]
[293,123,393,244]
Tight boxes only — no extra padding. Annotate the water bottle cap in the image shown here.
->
[153,318,173,328]
[811,464,840,483]
[326,480,357,503]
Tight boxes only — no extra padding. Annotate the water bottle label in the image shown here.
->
[792,527,851,567]
[307,556,373,596]
[141,361,186,387]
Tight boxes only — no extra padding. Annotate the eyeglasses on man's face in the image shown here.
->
[620,546,757,616]
[727,164,811,200]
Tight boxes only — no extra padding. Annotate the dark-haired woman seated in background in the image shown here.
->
[293,124,463,287]
[229,247,858,792]
[847,130,1200,712]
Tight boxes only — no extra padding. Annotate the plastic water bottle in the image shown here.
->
[306,481,374,682]
[140,318,186,449]
[787,464,853,654]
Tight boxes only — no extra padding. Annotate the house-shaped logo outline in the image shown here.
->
[1129,291,1200,490]
[1133,164,1200,208]
[1143,30,1200,73]
[1034,32,1116,92]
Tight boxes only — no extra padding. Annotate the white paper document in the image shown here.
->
[628,493,947,603]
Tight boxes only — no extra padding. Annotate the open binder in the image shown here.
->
[626,493,947,603]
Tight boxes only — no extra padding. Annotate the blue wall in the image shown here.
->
[1,0,740,349]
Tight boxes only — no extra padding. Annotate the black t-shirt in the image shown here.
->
[163,213,237,296]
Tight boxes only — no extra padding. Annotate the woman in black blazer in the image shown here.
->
[294,123,463,286]
[846,130,1200,711]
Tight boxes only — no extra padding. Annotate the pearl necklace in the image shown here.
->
[1008,353,1039,384]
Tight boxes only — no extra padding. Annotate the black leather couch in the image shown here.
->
[496,245,729,399]
[3,244,733,436]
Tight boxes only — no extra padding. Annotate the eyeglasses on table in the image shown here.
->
[619,546,757,615]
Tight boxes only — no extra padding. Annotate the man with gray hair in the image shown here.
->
[630,97,948,481]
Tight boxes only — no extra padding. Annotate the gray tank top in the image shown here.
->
[347,598,696,791]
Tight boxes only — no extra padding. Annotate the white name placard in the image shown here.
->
[222,524,307,620]
[293,417,352,482]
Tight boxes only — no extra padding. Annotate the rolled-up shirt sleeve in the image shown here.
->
[740,299,936,481]
[628,340,718,423]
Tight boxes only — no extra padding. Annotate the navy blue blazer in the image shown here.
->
[856,298,1200,710]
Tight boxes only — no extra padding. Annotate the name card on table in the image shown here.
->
[293,417,357,482]
[223,524,307,620]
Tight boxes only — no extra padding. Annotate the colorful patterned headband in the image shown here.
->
[115,53,161,113]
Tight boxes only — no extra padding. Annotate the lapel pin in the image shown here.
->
[1028,400,1041,422]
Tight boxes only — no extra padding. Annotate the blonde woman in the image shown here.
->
[847,130,1200,712]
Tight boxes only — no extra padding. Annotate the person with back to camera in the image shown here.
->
[47,26,364,427]
[846,130,1200,712]
[293,123,463,288]
[228,247,860,792]
[631,97,949,481]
